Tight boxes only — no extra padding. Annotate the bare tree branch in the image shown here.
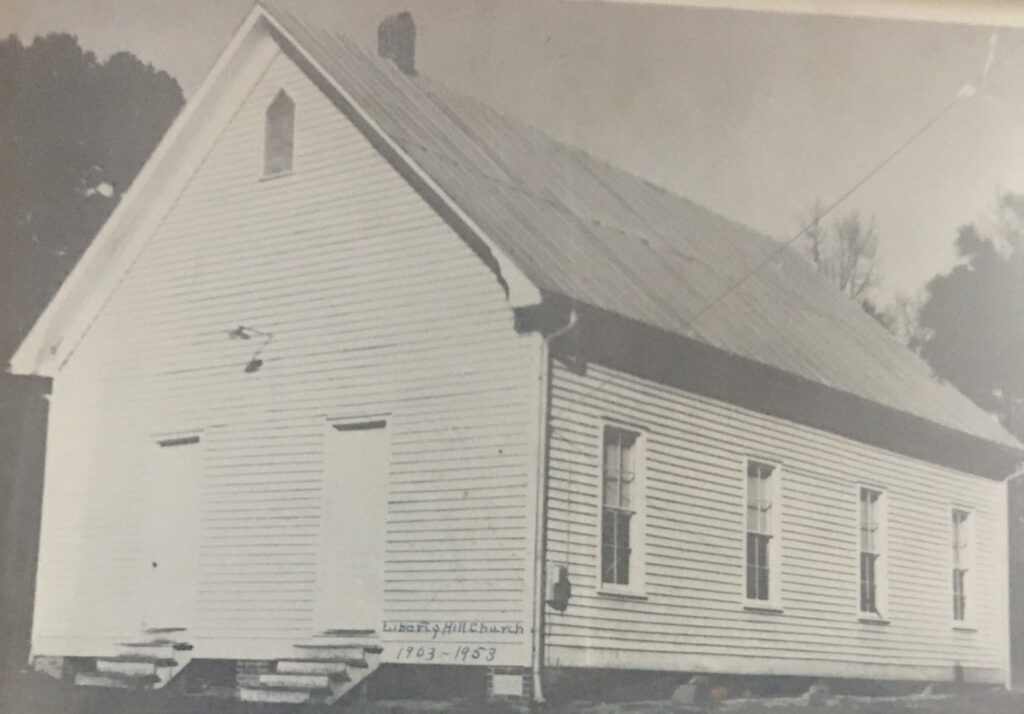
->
[801,202,879,301]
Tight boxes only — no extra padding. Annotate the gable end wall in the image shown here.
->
[32,47,541,665]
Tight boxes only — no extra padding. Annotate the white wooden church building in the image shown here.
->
[10,0,1023,706]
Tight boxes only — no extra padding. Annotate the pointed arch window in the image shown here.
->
[264,90,295,176]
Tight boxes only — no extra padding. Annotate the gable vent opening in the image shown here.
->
[264,89,295,176]
[378,12,417,76]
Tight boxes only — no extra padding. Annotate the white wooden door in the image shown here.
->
[144,436,202,629]
[318,420,390,630]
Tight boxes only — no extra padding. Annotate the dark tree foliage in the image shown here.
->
[0,33,184,361]
[918,199,1024,440]
[0,35,182,671]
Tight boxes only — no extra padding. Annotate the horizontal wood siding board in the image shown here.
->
[561,305,1020,480]
[545,359,1007,678]
[33,48,537,660]
[266,23,516,305]
[544,645,1003,684]
[237,3,1019,459]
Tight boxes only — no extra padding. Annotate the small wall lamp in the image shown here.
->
[226,325,274,373]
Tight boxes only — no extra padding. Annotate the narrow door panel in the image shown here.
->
[318,420,389,630]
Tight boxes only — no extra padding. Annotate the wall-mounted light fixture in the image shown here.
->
[226,325,274,373]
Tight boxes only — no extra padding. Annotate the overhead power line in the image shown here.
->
[685,31,1024,337]
[558,31,1024,412]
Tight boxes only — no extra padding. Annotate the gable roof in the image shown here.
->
[8,1,1020,465]
[259,1,1020,455]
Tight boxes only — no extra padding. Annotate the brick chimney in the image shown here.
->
[378,12,416,76]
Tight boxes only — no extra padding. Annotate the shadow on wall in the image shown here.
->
[0,374,50,673]
[1011,476,1024,690]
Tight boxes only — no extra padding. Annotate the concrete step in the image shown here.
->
[239,684,326,704]
[118,638,189,648]
[116,643,178,660]
[291,655,367,669]
[111,654,178,665]
[306,639,383,655]
[277,659,351,676]
[293,642,372,658]
[319,628,376,637]
[266,630,382,706]
[296,638,376,647]
[260,672,335,689]
[96,659,163,677]
[76,671,159,689]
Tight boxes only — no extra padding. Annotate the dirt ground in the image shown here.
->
[540,689,1024,714]
[2,669,1022,714]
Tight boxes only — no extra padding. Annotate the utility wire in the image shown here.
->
[686,32,1024,337]
[558,32,1024,414]
[545,29,1024,597]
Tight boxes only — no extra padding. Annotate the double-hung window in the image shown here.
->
[601,427,640,588]
[951,509,972,624]
[745,460,779,605]
[859,487,886,618]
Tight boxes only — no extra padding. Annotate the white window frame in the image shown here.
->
[951,506,976,630]
[743,457,783,612]
[595,420,647,598]
[857,485,889,623]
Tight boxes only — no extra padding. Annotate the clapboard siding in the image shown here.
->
[32,48,539,661]
[544,360,1008,682]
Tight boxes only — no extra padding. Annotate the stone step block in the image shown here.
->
[277,659,351,676]
[76,671,158,689]
[239,685,323,704]
[97,659,160,677]
[260,672,333,689]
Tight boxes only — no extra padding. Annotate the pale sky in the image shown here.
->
[5,0,1024,304]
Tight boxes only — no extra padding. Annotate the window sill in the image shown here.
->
[260,170,294,182]
[597,587,648,601]
[858,615,890,625]
[743,602,783,614]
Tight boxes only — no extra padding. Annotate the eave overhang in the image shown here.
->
[545,301,1024,481]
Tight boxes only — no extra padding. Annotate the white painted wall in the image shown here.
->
[544,360,1009,683]
[32,47,540,665]
[31,25,1008,683]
